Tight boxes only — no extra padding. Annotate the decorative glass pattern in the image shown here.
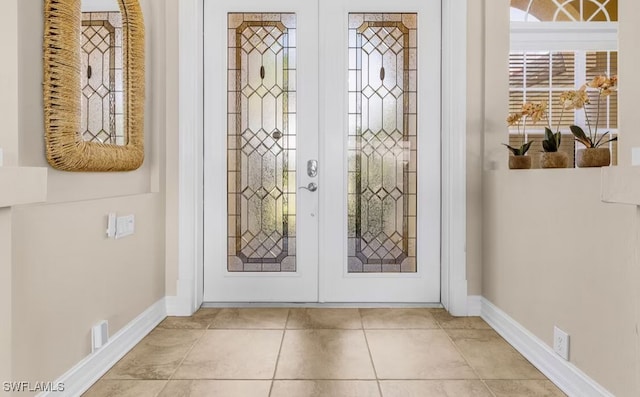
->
[81,12,125,145]
[511,0,617,22]
[227,13,297,272]
[348,13,417,273]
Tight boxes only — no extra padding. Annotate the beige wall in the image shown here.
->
[477,0,640,395]
[0,209,12,383]
[483,171,638,395]
[618,0,640,166]
[0,0,18,167]
[466,0,485,296]
[163,0,180,296]
[0,0,19,383]
[12,195,164,383]
[10,0,168,386]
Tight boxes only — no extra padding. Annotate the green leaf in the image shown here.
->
[597,137,618,147]
[502,143,520,155]
[570,125,588,140]
[542,128,561,152]
[544,127,554,142]
[575,138,592,148]
[521,140,534,155]
[594,131,611,147]
[570,125,593,148]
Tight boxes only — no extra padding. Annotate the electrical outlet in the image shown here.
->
[553,326,570,360]
[92,320,109,352]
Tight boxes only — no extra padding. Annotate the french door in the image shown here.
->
[203,0,441,302]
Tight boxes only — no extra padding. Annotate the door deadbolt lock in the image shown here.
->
[307,160,318,177]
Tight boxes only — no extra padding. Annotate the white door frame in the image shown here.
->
[170,0,469,315]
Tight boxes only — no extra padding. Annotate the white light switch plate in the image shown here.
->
[0,148,4,166]
[106,213,117,238]
[115,215,135,239]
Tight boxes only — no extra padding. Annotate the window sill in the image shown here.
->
[0,167,48,208]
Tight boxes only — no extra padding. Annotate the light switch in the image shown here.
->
[0,148,4,166]
[115,214,135,239]
[106,213,117,238]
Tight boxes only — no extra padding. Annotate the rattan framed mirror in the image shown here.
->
[43,0,145,171]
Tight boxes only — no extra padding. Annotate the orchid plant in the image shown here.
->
[504,101,548,156]
[566,75,618,148]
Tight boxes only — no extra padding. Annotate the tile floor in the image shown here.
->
[84,308,566,397]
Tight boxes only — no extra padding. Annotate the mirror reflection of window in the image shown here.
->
[80,0,125,145]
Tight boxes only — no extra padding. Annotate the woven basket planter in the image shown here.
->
[540,152,569,168]
[576,148,610,168]
[509,155,532,170]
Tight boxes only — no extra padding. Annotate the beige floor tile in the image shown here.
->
[360,308,439,329]
[485,380,567,396]
[173,329,283,379]
[431,309,492,330]
[287,308,362,329]
[157,380,271,397]
[380,380,493,397]
[92,309,564,397]
[104,329,203,380]
[82,380,167,397]
[158,309,220,329]
[366,329,477,379]
[447,329,546,380]
[208,308,289,329]
[271,380,380,397]
[276,330,376,379]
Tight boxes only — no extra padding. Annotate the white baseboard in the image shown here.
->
[166,278,197,316]
[467,295,482,316]
[165,295,194,316]
[39,298,167,397]
[481,297,614,397]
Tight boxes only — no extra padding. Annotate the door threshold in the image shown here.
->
[201,302,444,309]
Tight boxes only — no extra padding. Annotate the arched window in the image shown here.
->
[510,0,616,22]
[510,8,540,22]
[509,1,618,167]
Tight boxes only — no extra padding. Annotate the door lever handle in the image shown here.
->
[298,182,318,192]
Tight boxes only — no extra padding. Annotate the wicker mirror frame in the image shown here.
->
[43,0,145,171]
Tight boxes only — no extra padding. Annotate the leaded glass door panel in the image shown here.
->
[347,13,418,274]
[227,13,297,273]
